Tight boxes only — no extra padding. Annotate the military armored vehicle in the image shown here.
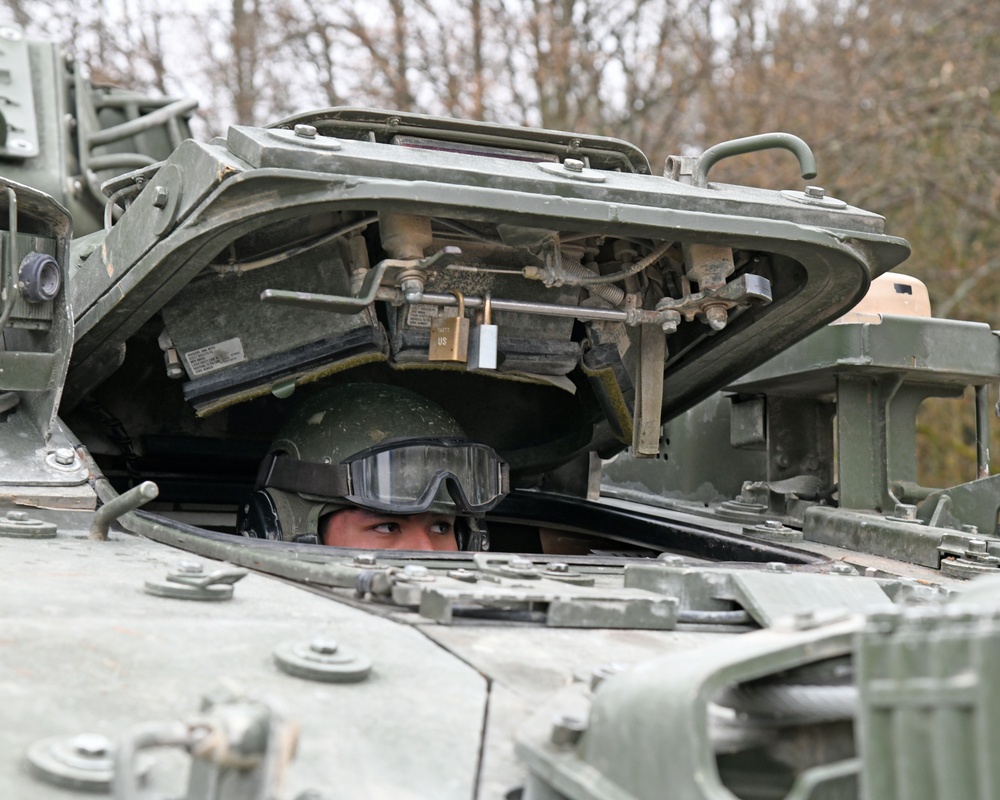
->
[3,25,999,800]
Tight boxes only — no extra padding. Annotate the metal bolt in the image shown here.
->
[657,554,685,566]
[563,158,585,172]
[968,538,989,555]
[550,715,587,747]
[151,185,169,209]
[962,524,980,535]
[590,662,628,691]
[177,561,203,574]
[54,448,75,466]
[658,308,681,334]
[353,553,378,567]
[402,564,429,579]
[400,277,424,303]
[294,123,317,139]
[893,503,917,520]
[545,562,570,573]
[509,556,534,570]
[6,510,28,521]
[763,519,784,530]
[765,562,790,572]
[804,185,826,198]
[309,638,339,656]
[71,733,112,758]
[704,304,728,331]
[830,562,857,575]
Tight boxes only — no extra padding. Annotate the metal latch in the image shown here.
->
[144,561,248,601]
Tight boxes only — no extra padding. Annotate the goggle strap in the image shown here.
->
[257,454,351,498]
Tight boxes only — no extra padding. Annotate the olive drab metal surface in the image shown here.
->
[4,23,1000,800]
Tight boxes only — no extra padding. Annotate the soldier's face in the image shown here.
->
[321,508,458,551]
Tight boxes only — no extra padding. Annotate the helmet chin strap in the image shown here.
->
[460,517,490,551]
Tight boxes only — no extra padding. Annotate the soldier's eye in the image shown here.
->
[372,522,401,534]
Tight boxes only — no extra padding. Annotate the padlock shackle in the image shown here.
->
[448,290,465,316]
[482,292,492,325]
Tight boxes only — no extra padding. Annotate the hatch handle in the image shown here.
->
[694,132,817,188]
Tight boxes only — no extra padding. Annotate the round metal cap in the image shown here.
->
[18,253,62,303]
[143,579,234,601]
[26,733,115,791]
[273,637,372,683]
[0,510,57,538]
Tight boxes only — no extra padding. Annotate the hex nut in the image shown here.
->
[151,185,169,208]
[54,448,76,466]
[563,158,585,172]
[294,123,318,139]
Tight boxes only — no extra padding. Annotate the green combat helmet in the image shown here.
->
[237,383,506,549]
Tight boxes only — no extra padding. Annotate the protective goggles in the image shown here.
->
[257,438,509,514]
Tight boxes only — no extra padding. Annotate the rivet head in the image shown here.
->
[766,562,790,572]
[294,123,318,139]
[353,553,378,567]
[509,556,534,570]
[563,158,585,172]
[177,561,204,574]
[7,510,28,521]
[545,562,569,573]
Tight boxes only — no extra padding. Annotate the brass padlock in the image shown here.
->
[428,291,469,363]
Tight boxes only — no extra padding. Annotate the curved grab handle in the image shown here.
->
[694,132,817,188]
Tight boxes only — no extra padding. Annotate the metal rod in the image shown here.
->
[89,481,160,541]
[0,188,19,333]
[378,287,637,324]
[87,98,198,148]
[975,384,990,479]
[695,132,817,188]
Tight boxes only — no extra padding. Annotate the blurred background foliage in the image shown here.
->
[3,0,998,487]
